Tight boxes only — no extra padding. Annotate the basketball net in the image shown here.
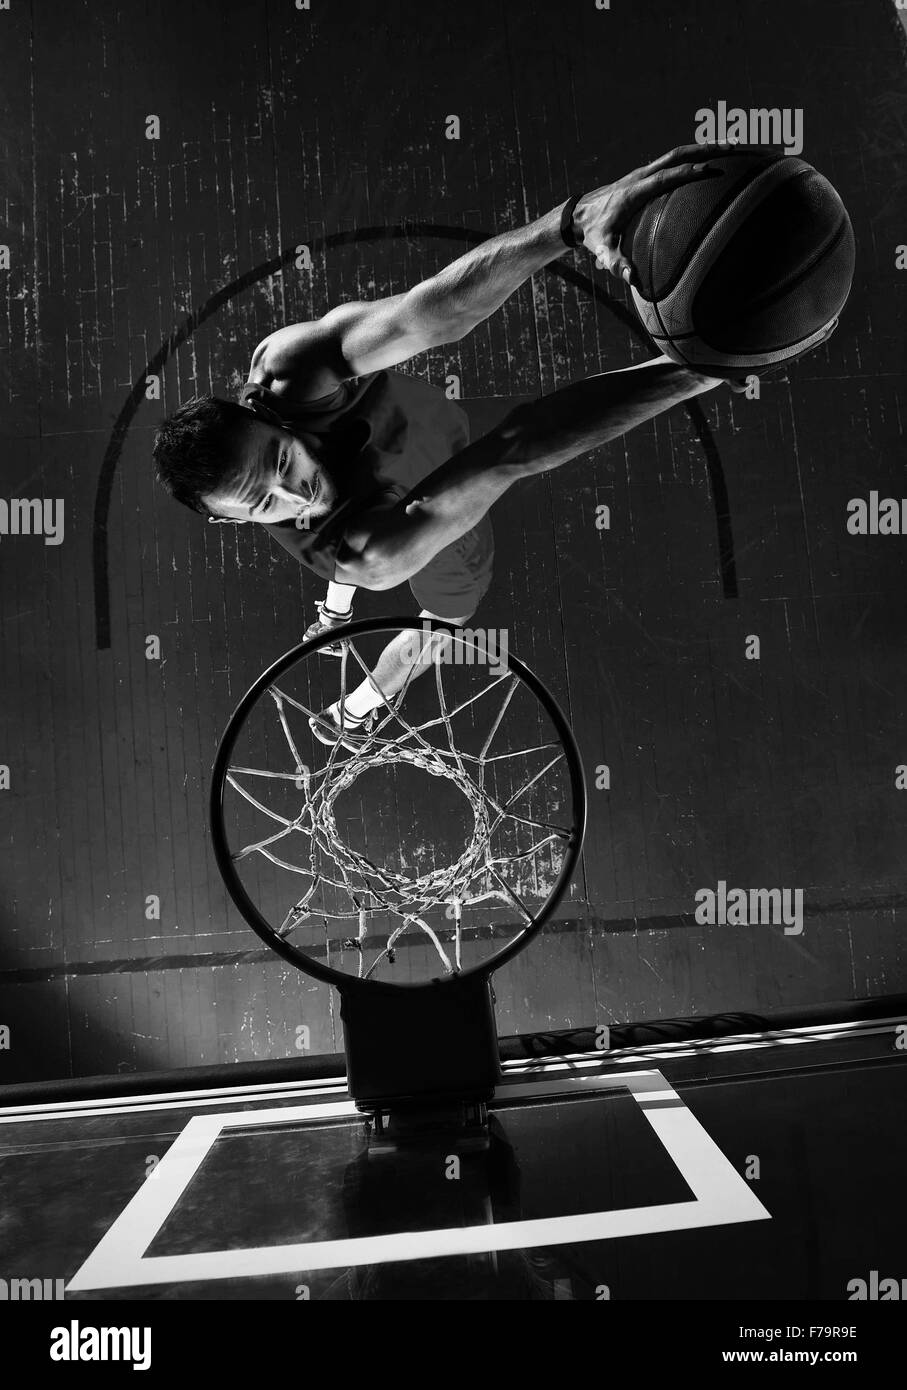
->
[222,627,574,980]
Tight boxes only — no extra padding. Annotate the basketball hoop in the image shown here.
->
[210,618,586,1106]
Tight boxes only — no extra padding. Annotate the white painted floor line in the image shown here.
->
[66,1069,770,1292]
[0,1078,350,1125]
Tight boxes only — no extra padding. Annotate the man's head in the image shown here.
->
[153,395,337,527]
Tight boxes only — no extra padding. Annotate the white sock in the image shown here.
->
[332,695,371,723]
[340,683,387,719]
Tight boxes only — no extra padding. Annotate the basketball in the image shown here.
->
[624,150,855,374]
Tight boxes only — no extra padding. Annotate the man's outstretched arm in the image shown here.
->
[250,146,725,394]
[333,355,724,590]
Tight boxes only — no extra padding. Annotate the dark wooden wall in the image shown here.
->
[1,0,905,1081]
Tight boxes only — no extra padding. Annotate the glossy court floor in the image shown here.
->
[1,1016,903,1300]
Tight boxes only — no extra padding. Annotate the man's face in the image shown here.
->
[203,416,336,527]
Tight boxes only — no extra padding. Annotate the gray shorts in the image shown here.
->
[407,512,495,619]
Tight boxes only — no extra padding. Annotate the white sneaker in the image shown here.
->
[308,701,377,751]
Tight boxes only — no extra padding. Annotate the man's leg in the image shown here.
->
[343,611,470,716]
[309,610,469,747]
[309,512,494,746]
[339,512,495,719]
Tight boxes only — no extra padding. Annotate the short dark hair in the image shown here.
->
[152,395,255,515]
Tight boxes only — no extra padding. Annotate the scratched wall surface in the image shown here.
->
[0,0,906,1082]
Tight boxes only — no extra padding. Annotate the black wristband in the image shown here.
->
[560,194,582,249]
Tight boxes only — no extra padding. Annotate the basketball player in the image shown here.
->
[152,144,828,748]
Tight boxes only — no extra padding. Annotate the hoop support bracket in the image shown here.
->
[339,972,501,1111]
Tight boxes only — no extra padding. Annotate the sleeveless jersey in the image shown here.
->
[239,370,471,583]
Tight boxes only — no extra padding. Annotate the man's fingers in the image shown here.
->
[583,228,612,267]
[590,236,637,287]
[595,252,635,287]
[639,142,723,172]
[611,256,637,288]
[581,143,793,276]
[624,162,724,214]
[638,141,786,173]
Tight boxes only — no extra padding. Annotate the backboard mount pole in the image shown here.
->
[339,972,501,1112]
